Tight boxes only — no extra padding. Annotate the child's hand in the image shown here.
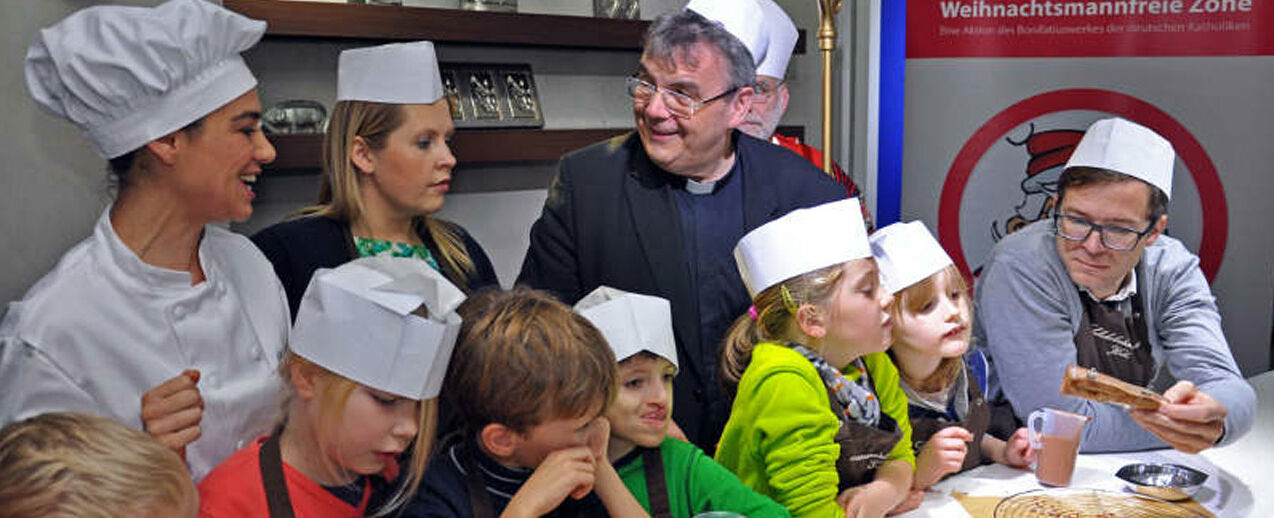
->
[839,481,901,518]
[1001,427,1034,468]
[140,369,203,460]
[888,489,924,515]
[586,416,611,462]
[913,426,972,489]
[505,447,597,516]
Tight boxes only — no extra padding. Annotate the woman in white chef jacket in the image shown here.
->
[0,0,288,481]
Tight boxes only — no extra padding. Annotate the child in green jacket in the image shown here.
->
[576,287,788,518]
[717,199,916,518]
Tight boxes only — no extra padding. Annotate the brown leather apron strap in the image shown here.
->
[258,434,296,518]
[641,447,672,518]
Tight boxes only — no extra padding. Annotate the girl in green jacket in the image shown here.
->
[716,199,915,518]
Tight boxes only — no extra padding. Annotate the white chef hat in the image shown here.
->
[575,287,678,369]
[291,257,465,400]
[1064,117,1176,200]
[734,198,872,298]
[756,0,798,79]
[870,221,954,295]
[338,41,445,104]
[685,0,768,66]
[24,0,265,159]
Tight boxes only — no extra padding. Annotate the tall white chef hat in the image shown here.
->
[756,0,798,79]
[1064,117,1176,200]
[574,287,678,369]
[685,0,768,66]
[291,257,465,400]
[338,41,445,104]
[24,0,266,159]
[870,221,954,295]
[734,198,872,298]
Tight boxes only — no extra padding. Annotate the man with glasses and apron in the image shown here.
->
[973,118,1254,454]
[518,0,843,454]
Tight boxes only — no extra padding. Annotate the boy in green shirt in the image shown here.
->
[576,287,788,517]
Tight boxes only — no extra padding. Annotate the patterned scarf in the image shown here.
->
[791,343,881,427]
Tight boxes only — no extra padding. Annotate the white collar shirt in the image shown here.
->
[0,206,288,480]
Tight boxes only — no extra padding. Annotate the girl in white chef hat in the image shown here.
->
[716,198,915,518]
[871,222,1032,508]
[198,257,464,517]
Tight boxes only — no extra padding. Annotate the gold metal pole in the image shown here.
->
[817,0,843,175]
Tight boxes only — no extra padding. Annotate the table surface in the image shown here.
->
[899,370,1274,517]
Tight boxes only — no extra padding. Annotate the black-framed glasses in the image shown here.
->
[1053,213,1154,251]
[626,76,738,119]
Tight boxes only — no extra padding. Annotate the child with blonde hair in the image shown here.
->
[575,287,788,517]
[199,257,463,516]
[0,411,197,518]
[716,199,915,518]
[871,222,1032,506]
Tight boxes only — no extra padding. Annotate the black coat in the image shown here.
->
[251,215,499,320]
[517,131,846,451]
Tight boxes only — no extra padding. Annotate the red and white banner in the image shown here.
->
[899,0,1274,373]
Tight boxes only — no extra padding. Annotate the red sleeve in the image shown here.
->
[198,439,269,517]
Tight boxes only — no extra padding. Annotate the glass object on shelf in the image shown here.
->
[594,0,638,19]
[263,100,328,135]
[461,0,516,12]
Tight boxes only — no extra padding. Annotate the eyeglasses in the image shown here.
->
[626,76,738,119]
[1053,213,1154,251]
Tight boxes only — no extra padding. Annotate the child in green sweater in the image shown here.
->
[575,287,788,517]
[717,199,916,518]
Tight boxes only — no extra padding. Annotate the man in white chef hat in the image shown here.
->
[518,0,844,453]
[198,256,464,514]
[974,117,1254,453]
[1,0,285,481]
[733,0,871,227]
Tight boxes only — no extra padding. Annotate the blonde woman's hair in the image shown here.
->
[296,100,475,288]
[0,412,192,518]
[281,351,437,516]
[720,263,847,396]
[887,264,971,393]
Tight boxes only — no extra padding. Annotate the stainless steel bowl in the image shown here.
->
[1116,462,1208,501]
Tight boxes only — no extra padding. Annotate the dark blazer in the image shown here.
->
[517,131,845,450]
[252,215,499,320]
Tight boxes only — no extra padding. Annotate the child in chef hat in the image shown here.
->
[872,221,1032,506]
[716,198,915,518]
[575,287,787,517]
[198,257,464,516]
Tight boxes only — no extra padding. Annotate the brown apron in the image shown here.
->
[827,366,904,490]
[641,447,672,518]
[908,364,991,473]
[1074,265,1154,387]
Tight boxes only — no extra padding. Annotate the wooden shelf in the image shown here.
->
[226,0,647,50]
[264,125,805,174]
[224,0,804,53]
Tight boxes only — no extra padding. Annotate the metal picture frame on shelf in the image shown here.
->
[594,0,638,19]
[460,0,516,12]
[442,63,544,129]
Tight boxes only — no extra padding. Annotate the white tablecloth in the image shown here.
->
[899,370,1274,517]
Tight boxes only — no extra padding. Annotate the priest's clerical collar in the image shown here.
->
[684,177,716,195]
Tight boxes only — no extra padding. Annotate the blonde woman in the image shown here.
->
[253,41,497,318]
